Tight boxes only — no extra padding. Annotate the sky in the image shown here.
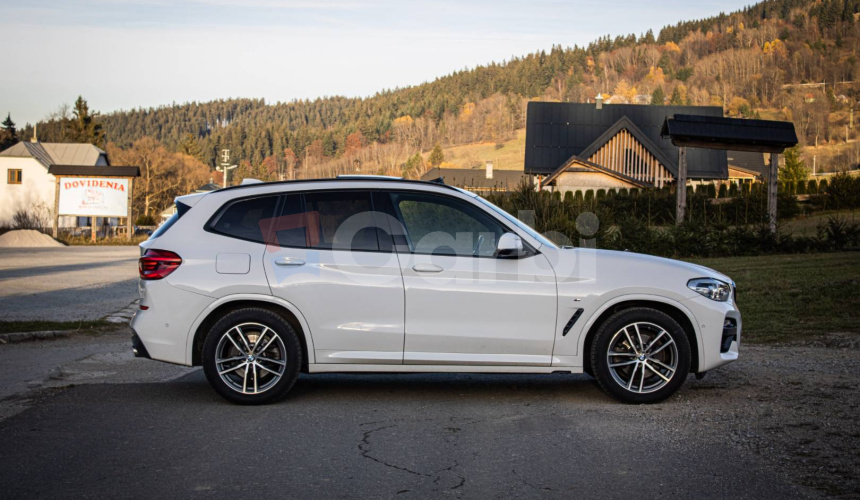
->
[0,0,755,126]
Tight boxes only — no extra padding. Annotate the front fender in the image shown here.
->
[184,293,317,366]
[551,292,703,373]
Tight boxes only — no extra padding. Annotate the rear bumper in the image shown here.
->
[131,278,214,366]
[131,331,151,359]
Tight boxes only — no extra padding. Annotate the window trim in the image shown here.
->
[203,187,538,258]
[7,169,22,185]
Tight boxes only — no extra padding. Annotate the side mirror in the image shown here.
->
[496,232,524,258]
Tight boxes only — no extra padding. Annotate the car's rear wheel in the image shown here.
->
[590,307,690,404]
[202,308,301,405]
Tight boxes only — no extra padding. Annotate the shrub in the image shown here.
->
[718,184,727,198]
[795,180,806,195]
[596,189,606,199]
[563,191,574,204]
[135,214,157,226]
[552,190,561,201]
[706,184,717,198]
[825,172,860,209]
[818,215,860,250]
[729,182,738,196]
[807,179,818,194]
[584,190,595,204]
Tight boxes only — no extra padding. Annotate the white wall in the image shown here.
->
[0,157,56,227]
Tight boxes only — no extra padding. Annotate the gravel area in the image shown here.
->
[668,336,860,498]
[0,246,139,321]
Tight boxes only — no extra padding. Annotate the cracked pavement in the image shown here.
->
[1,331,842,499]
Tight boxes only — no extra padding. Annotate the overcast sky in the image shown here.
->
[1,0,753,125]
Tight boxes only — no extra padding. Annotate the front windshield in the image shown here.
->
[469,192,559,249]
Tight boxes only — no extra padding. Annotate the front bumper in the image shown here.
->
[681,294,741,372]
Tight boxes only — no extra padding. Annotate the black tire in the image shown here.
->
[202,307,301,405]
[590,307,690,404]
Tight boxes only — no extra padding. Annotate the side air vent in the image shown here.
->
[562,308,584,336]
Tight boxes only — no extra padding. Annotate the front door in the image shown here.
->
[263,190,404,365]
[385,190,557,366]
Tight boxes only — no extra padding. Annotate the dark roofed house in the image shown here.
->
[524,102,730,193]
[420,166,529,193]
[727,151,767,181]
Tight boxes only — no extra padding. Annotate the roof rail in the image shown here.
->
[212,175,459,193]
[336,175,403,180]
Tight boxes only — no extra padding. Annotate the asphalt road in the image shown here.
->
[0,332,816,500]
[0,246,140,321]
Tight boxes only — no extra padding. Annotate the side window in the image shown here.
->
[302,191,379,251]
[390,192,505,257]
[210,195,278,243]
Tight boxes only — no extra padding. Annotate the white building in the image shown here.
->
[0,139,109,227]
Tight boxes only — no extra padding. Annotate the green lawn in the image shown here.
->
[692,252,860,343]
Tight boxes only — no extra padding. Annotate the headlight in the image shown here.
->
[687,278,732,302]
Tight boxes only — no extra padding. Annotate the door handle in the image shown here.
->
[275,257,305,266]
[412,264,443,273]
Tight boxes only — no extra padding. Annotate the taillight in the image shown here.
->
[139,249,182,280]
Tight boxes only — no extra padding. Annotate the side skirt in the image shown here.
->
[308,364,584,374]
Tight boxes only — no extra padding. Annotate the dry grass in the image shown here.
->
[440,129,526,171]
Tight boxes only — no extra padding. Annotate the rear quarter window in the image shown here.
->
[209,195,278,243]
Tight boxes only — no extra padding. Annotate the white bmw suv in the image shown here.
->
[132,176,740,405]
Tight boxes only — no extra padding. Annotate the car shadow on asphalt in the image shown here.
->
[161,369,616,406]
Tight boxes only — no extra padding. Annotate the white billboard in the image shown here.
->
[58,178,130,217]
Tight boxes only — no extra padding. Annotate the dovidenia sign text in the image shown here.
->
[58,178,130,217]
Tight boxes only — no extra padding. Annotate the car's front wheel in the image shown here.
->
[202,308,301,405]
[590,307,691,404]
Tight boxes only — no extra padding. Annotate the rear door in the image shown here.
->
[263,190,405,365]
[385,190,557,366]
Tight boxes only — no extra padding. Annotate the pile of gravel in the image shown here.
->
[0,230,64,248]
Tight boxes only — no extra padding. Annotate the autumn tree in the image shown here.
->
[428,144,444,167]
[345,131,365,155]
[108,137,208,217]
[69,96,105,146]
[284,148,297,180]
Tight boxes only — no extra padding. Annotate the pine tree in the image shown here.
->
[779,146,809,183]
[179,133,204,161]
[69,96,105,146]
[669,87,684,105]
[428,143,444,167]
[2,113,17,137]
[0,113,17,149]
[650,87,665,105]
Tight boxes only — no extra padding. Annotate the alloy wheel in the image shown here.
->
[215,322,287,395]
[605,322,678,394]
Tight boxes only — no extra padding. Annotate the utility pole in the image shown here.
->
[767,152,779,234]
[216,149,237,188]
[676,147,687,225]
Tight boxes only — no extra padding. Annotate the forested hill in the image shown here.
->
[30,0,860,172]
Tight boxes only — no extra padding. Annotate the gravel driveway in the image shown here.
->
[0,246,139,321]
